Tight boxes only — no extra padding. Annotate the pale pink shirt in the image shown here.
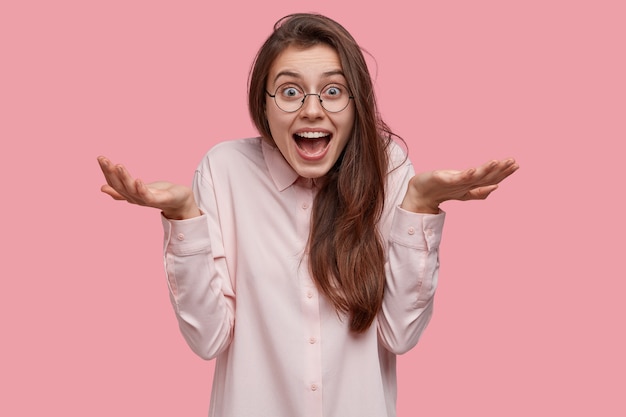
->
[161,137,445,417]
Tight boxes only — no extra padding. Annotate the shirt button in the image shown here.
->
[176,233,185,241]
[311,384,318,391]
[306,291,314,299]
[302,202,309,209]
[309,337,317,344]
[407,227,415,235]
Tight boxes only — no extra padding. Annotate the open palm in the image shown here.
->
[97,156,200,219]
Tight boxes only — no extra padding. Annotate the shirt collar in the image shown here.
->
[261,138,300,191]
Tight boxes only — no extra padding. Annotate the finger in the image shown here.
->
[114,164,137,194]
[97,155,112,169]
[100,184,127,200]
[97,156,117,187]
[431,168,472,186]
[134,178,157,207]
[488,159,519,185]
[446,166,487,189]
[464,184,499,200]
[456,159,503,183]
[115,165,151,206]
[469,159,518,187]
[98,156,129,194]
[471,159,501,180]
[458,167,477,182]
[98,157,130,201]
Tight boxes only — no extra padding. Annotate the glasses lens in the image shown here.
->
[274,84,304,112]
[319,83,351,112]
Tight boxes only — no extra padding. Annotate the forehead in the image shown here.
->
[268,44,344,87]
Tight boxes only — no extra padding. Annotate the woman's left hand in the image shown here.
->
[401,158,519,214]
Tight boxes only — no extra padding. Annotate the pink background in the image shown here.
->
[1,0,624,415]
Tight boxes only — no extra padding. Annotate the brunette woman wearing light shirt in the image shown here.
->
[97,13,518,417]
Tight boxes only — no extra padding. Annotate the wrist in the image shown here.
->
[162,207,202,220]
[401,185,440,214]
[401,200,440,214]
[162,198,201,220]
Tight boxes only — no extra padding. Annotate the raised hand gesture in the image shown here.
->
[402,158,519,214]
[97,156,201,220]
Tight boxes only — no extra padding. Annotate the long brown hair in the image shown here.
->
[248,13,395,333]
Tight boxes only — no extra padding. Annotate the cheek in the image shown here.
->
[266,108,291,134]
[265,121,285,148]
[341,105,356,128]
[339,111,356,135]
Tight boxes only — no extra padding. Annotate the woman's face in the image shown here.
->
[265,44,355,179]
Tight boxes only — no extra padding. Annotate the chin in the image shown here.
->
[294,164,332,179]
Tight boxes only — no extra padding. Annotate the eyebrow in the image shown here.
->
[272,69,346,85]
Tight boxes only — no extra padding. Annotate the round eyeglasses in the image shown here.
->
[266,83,354,113]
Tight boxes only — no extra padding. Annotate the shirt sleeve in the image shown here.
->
[161,163,235,360]
[376,147,446,354]
[377,207,445,354]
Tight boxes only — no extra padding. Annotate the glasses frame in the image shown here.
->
[266,82,354,113]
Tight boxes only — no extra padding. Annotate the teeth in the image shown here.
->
[295,132,330,139]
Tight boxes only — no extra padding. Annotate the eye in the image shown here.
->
[279,84,303,99]
[322,84,343,98]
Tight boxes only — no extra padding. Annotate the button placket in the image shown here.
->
[294,180,322,414]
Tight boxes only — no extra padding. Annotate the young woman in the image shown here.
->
[98,13,518,417]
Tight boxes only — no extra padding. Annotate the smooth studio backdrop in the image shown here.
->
[1,0,624,415]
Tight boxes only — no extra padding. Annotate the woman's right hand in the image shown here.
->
[97,156,201,220]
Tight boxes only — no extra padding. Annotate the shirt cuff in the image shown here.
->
[161,213,211,256]
[389,207,445,251]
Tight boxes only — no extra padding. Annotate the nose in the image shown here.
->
[299,93,325,118]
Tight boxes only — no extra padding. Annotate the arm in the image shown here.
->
[377,154,519,354]
[162,193,235,359]
[376,159,444,354]
[97,156,235,359]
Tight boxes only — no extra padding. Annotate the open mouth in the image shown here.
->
[293,131,332,156]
